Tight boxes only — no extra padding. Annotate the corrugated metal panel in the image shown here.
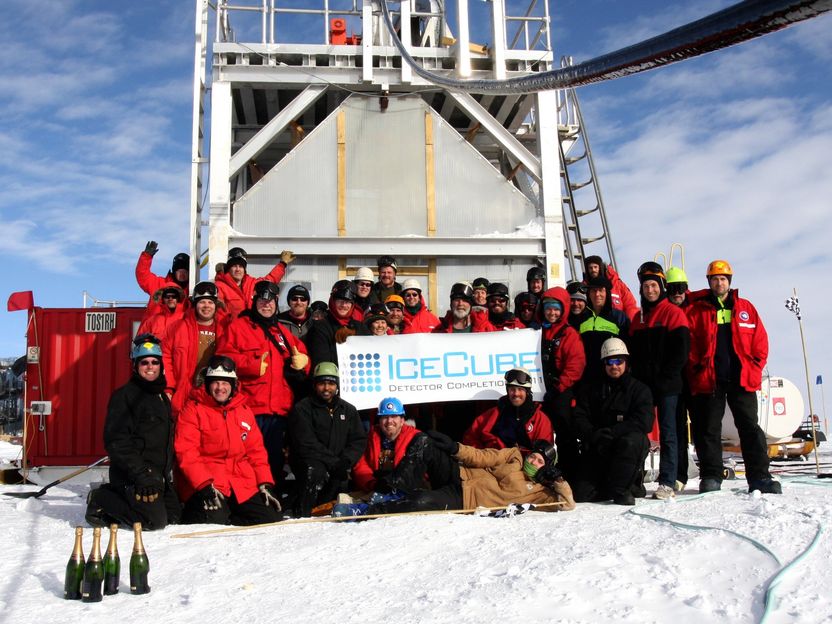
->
[344,97,427,236]
[432,258,532,317]
[232,119,338,236]
[433,112,537,236]
[241,258,340,305]
[25,307,145,467]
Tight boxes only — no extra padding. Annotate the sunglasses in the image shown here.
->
[162,293,179,299]
[605,358,624,366]
[387,304,403,311]
[289,296,309,302]
[667,283,687,295]
[355,281,373,288]
[488,297,508,304]
[138,358,161,367]
[403,291,420,298]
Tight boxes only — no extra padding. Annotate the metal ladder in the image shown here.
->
[556,68,617,282]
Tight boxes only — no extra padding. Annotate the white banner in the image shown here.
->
[336,329,544,410]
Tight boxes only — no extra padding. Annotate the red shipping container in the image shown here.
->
[24,307,145,467]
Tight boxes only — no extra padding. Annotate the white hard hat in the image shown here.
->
[354,267,374,282]
[600,337,629,360]
[401,278,422,292]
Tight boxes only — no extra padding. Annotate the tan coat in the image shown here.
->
[455,444,576,511]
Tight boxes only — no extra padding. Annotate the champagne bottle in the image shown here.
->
[63,527,85,600]
[81,527,104,602]
[129,522,150,594]
[103,523,121,595]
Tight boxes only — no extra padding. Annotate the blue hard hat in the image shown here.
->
[377,397,405,417]
[131,339,162,360]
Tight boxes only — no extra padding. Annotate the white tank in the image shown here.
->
[722,376,804,444]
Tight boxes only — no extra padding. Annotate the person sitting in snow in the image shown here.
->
[175,356,282,526]
[85,335,181,530]
[571,338,653,506]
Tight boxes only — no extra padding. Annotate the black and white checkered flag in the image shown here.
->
[785,296,801,320]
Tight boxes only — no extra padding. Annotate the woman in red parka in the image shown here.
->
[175,356,282,525]
[538,286,586,483]
[214,246,294,319]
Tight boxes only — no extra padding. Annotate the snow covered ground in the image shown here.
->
[1,440,831,624]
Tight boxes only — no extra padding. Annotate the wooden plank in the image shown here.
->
[425,112,436,237]
[337,110,346,236]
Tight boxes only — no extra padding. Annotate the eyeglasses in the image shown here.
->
[138,358,161,367]
[289,296,308,302]
[605,358,624,366]
[403,291,420,298]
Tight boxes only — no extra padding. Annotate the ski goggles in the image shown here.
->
[505,369,533,386]
[207,355,236,373]
[604,358,624,366]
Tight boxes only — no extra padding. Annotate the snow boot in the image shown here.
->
[699,478,722,493]
[748,479,782,494]
[613,491,635,506]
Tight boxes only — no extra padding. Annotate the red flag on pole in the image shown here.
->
[7,291,34,311]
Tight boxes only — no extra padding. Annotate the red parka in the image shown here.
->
[137,285,187,341]
[538,287,586,394]
[352,423,422,492]
[162,309,231,418]
[583,262,639,321]
[217,312,310,416]
[135,251,189,322]
[402,295,441,334]
[174,388,273,504]
[686,289,768,394]
[463,399,554,450]
[432,308,492,333]
[214,261,287,320]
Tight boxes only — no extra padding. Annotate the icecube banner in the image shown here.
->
[336,329,544,410]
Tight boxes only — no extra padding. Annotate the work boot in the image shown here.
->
[748,479,782,494]
[699,478,722,493]
[653,484,676,500]
[612,491,635,506]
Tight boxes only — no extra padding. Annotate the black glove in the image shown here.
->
[330,458,352,483]
[133,467,163,503]
[427,430,458,455]
[534,463,564,488]
[258,484,282,512]
[592,428,615,456]
[197,484,225,511]
[145,241,159,256]
[373,469,393,493]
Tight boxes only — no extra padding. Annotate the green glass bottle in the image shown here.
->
[129,522,150,594]
[103,523,120,595]
[63,527,85,600]
[81,527,104,602]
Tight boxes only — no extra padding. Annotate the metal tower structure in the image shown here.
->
[189,0,614,309]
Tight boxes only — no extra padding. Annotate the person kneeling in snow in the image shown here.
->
[335,434,575,516]
[175,356,282,525]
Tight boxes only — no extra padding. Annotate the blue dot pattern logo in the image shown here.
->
[346,353,383,392]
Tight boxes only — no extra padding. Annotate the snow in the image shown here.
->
[1,440,831,624]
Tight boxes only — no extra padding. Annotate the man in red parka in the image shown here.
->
[215,246,296,319]
[135,241,189,323]
[163,281,229,419]
[538,287,585,482]
[686,260,780,495]
[353,397,424,493]
[217,280,311,487]
[137,285,186,340]
[463,368,553,451]
[175,356,282,525]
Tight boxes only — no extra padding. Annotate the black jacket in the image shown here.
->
[288,394,367,471]
[629,298,690,398]
[304,313,362,367]
[572,372,654,441]
[104,375,175,490]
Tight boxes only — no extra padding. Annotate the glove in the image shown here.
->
[144,241,158,256]
[280,250,296,264]
[592,428,615,456]
[534,462,564,488]
[133,467,163,503]
[334,327,356,344]
[259,351,269,376]
[329,458,352,483]
[427,430,458,455]
[198,484,225,512]
[258,484,282,512]
[290,345,309,370]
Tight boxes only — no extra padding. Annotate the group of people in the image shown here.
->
[84,243,780,530]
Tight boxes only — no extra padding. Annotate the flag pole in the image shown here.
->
[788,288,821,476]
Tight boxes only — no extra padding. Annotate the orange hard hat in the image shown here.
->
[706,260,733,277]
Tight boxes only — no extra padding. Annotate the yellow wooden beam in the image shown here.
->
[425,112,436,237]
[337,110,346,236]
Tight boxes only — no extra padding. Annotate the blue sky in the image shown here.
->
[1,1,830,419]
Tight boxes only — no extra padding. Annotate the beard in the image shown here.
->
[452,307,470,320]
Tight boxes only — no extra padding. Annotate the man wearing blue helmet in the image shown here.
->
[85,334,181,530]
